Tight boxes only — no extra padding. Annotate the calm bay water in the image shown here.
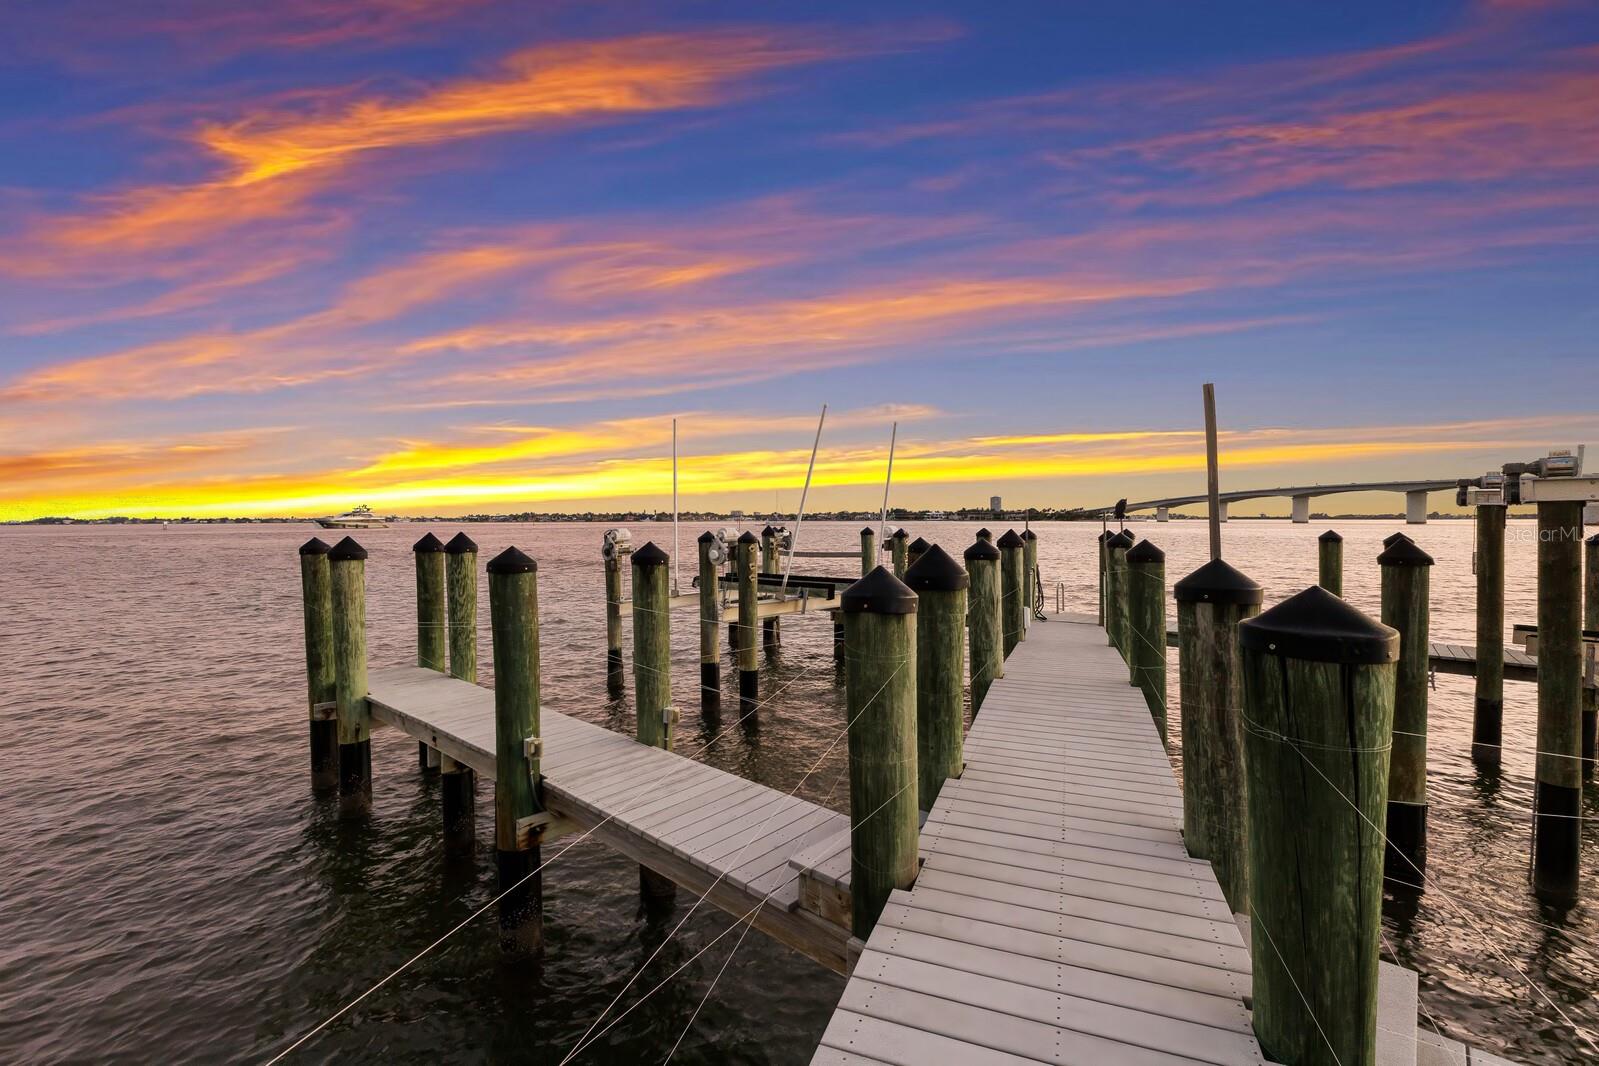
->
[0,519,1593,1063]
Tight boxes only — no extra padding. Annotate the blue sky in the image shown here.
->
[2,0,1596,517]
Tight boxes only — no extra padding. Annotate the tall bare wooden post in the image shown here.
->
[328,537,371,806]
[1533,501,1583,902]
[1378,536,1433,887]
[698,531,721,709]
[1020,529,1038,637]
[632,542,677,899]
[443,532,478,851]
[1097,530,1113,627]
[1241,586,1398,1066]
[1175,558,1262,913]
[997,529,1025,657]
[889,528,909,578]
[298,538,338,790]
[761,526,781,652]
[906,545,967,812]
[736,531,759,709]
[859,526,877,577]
[1106,531,1133,658]
[1317,529,1343,597]
[604,546,625,697]
[964,537,1003,712]
[487,546,544,951]
[1473,503,1507,765]
[413,532,447,771]
[842,567,919,938]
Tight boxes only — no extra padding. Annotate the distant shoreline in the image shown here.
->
[4,511,1504,526]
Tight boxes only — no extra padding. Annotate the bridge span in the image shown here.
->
[1088,478,1460,524]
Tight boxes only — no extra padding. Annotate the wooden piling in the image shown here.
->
[298,538,338,790]
[1106,531,1133,658]
[890,528,909,578]
[842,567,919,938]
[1239,586,1398,1066]
[906,536,928,574]
[697,531,721,708]
[997,529,1025,657]
[975,527,993,544]
[859,526,877,577]
[487,546,544,951]
[1533,500,1583,902]
[604,547,625,697]
[1125,539,1168,742]
[631,541,677,899]
[328,537,371,803]
[444,533,478,848]
[964,537,1004,713]
[1096,530,1113,627]
[1378,536,1434,887]
[1174,558,1262,914]
[1317,529,1343,597]
[1473,504,1507,765]
[445,533,478,683]
[762,526,781,651]
[736,531,759,708]
[414,532,447,771]
[1585,532,1599,770]
[1020,529,1038,638]
[906,545,967,812]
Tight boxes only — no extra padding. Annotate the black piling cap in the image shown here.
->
[1110,530,1135,550]
[997,529,1024,549]
[486,545,537,574]
[1239,585,1398,664]
[905,544,970,592]
[908,536,930,554]
[842,566,918,614]
[328,536,367,562]
[1377,538,1434,567]
[964,538,1000,562]
[976,527,992,539]
[698,530,716,543]
[1125,540,1165,565]
[445,532,478,555]
[1382,531,1412,549]
[761,525,776,537]
[299,536,331,556]
[737,530,758,544]
[860,526,876,537]
[631,541,669,568]
[413,532,445,553]
[1174,559,1264,606]
[1318,529,1343,544]
[891,528,909,542]
[1021,529,1038,541]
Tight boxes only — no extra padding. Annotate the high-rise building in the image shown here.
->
[989,496,1003,513]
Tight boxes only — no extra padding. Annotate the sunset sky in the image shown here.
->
[3,0,1597,519]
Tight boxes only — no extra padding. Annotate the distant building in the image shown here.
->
[989,496,1003,513]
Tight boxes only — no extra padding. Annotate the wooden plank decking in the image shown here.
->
[364,666,854,972]
[812,616,1268,1065]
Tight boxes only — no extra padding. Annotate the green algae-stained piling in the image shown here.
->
[889,528,909,578]
[1318,529,1343,597]
[1473,504,1507,764]
[1175,557,1262,914]
[963,537,1003,713]
[736,531,760,708]
[630,541,677,900]
[1020,528,1038,638]
[905,545,966,812]
[298,537,338,790]
[1585,532,1599,769]
[1379,535,1434,887]
[1534,500,1584,902]
[1106,530,1133,658]
[487,546,544,951]
[762,526,781,651]
[997,529,1025,657]
[697,531,721,709]
[1125,538,1168,741]
[328,536,372,803]
[842,566,919,939]
[1240,586,1398,1066]
[905,536,928,574]
[859,526,877,577]
[413,532,447,771]
[445,533,478,683]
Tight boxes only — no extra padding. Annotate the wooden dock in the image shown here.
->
[812,615,1268,1065]
[365,666,855,972]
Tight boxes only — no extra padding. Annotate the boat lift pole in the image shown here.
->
[878,422,899,548]
[672,418,680,595]
[1203,383,1222,562]
[780,404,828,598]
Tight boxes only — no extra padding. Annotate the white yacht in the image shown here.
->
[316,505,387,530]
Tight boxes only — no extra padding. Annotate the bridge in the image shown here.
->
[1087,479,1460,524]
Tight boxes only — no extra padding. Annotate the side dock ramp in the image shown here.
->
[814,615,1268,1065]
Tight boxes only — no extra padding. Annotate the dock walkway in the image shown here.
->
[365,666,854,971]
[813,615,1266,1065]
